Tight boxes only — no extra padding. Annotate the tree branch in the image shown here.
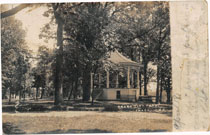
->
[1,4,28,19]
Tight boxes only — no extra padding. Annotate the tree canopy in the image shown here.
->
[1,2,172,104]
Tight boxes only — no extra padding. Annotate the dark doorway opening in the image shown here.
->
[116,91,120,99]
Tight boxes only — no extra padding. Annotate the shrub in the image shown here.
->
[51,105,67,111]
[16,105,30,112]
[103,104,119,112]
[2,106,16,112]
[29,104,49,112]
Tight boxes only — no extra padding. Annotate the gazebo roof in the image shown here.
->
[107,50,141,67]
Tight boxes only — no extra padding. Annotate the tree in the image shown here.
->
[109,2,157,96]
[159,42,172,103]
[40,3,85,104]
[104,2,171,100]
[1,6,31,101]
[39,2,172,104]
[148,2,170,103]
[35,46,52,99]
[41,2,121,102]
[63,3,116,101]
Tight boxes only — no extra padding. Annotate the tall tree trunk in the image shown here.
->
[156,28,162,104]
[36,86,39,100]
[138,49,142,96]
[68,81,74,101]
[23,83,26,101]
[9,89,11,103]
[74,78,78,100]
[23,90,25,101]
[155,65,160,103]
[40,88,45,99]
[41,65,46,99]
[91,72,96,106]
[82,70,91,101]
[159,74,163,103]
[139,72,142,95]
[130,48,134,61]
[2,88,7,99]
[53,7,64,105]
[19,89,22,102]
[19,78,22,102]
[166,77,171,104]
[143,60,148,95]
[91,78,94,106]
[82,78,90,101]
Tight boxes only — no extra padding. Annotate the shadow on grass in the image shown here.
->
[37,129,112,134]
[3,122,26,134]
[140,129,168,132]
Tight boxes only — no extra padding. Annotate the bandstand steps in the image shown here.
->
[117,104,172,112]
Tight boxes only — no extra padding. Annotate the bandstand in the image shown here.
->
[90,50,142,101]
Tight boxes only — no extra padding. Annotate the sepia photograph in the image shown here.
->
[1,0,209,134]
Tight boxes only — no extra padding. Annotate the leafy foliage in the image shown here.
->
[1,6,31,100]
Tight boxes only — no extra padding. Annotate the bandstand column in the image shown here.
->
[131,71,134,88]
[127,67,130,88]
[106,71,109,88]
[116,73,119,88]
[137,70,140,88]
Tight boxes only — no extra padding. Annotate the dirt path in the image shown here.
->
[3,111,172,133]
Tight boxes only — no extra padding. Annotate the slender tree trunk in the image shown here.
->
[74,78,78,100]
[91,91,94,106]
[41,64,47,99]
[143,60,148,95]
[82,70,91,101]
[9,89,11,103]
[139,72,142,95]
[41,88,45,99]
[23,91,25,101]
[156,27,162,104]
[2,88,7,99]
[130,48,134,61]
[166,77,171,104]
[159,74,163,103]
[54,10,64,105]
[68,81,74,101]
[19,78,22,102]
[19,89,21,102]
[36,86,39,100]
[91,75,94,106]
[139,49,142,96]
[155,65,160,103]
[28,90,31,98]
[91,73,95,106]
[23,83,26,101]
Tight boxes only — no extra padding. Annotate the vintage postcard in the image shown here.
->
[1,0,209,134]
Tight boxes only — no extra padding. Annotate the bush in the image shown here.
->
[16,105,30,112]
[103,104,119,112]
[29,104,49,112]
[15,104,49,112]
[2,106,16,112]
[51,105,67,111]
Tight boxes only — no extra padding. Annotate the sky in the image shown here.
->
[13,5,56,55]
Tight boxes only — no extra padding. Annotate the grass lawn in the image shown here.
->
[3,111,172,134]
